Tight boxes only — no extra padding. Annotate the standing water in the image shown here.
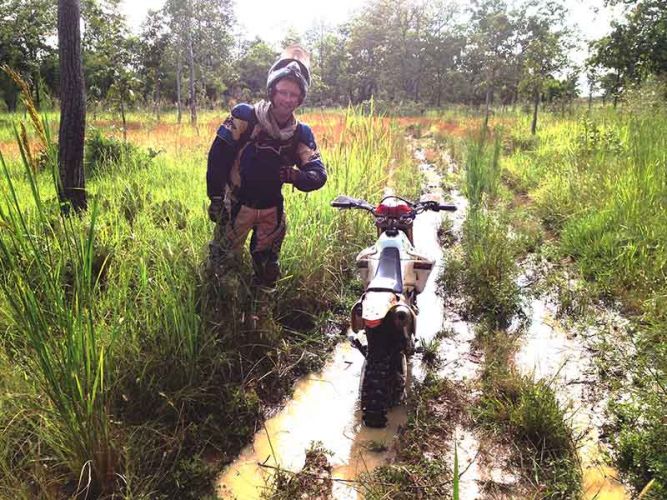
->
[515,293,631,499]
[216,150,457,499]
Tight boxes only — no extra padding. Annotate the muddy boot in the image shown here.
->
[251,250,280,289]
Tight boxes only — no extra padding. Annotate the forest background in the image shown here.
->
[2,0,665,120]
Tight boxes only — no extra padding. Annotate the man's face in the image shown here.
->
[271,78,302,120]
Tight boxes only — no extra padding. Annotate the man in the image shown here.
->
[206,45,327,289]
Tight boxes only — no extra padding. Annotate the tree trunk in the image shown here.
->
[484,87,491,129]
[588,91,592,112]
[58,0,86,212]
[530,90,539,136]
[120,95,126,142]
[155,78,161,123]
[176,54,182,124]
[186,3,197,127]
[33,69,41,110]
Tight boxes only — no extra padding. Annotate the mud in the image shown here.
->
[515,285,631,499]
[414,149,486,498]
[216,148,454,499]
[216,342,412,499]
[217,143,627,500]
[217,146,468,500]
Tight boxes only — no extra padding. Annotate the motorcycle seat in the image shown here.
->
[368,247,403,293]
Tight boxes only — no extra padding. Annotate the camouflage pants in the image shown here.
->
[208,201,286,287]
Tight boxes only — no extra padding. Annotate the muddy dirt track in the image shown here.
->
[216,142,630,499]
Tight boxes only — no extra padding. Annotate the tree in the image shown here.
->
[420,2,466,106]
[0,0,57,110]
[163,0,235,122]
[588,0,666,102]
[467,0,520,126]
[517,0,571,134]
[81,0,135,119]
[305,23,349,105]
[190,0,234,105]
[137,9,171,119]
[233,38,277,101]
[58,0,87,212]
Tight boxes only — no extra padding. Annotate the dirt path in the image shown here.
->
[217,138,632,499]
[216,147,453,499]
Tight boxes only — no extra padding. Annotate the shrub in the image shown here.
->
[85,128,155,177]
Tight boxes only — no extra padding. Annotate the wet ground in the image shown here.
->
[216,149,455,499]
[216,144,632,499]
[515,290,631,499]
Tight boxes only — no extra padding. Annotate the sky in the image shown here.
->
[121,0,623,64]
[122,0,365,44]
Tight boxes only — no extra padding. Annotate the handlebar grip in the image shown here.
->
[438,204,457,212]
[331,201,351,208]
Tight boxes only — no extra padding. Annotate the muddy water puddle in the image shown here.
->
[217,151,455,499]
[217,341,408,499]
[516,296,630,499]
[414,153,486,498]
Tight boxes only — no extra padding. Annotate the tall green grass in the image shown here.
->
[501,104,667,496]
[0,104,418,495]
[0,152,116,493]
[441,128,520,328]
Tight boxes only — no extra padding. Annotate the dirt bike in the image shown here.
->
[331,194,456,427]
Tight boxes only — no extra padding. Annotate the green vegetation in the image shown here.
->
[441,129,521,329]
[502,105,667,497]
[455,126,579,496]
[0,107,417,496]
[474,331,582,497]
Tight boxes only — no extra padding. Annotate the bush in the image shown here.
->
[85,128,155,177]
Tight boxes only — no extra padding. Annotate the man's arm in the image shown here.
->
[290,124,327,192]
[206,105,252,199]
[206,136,235,199]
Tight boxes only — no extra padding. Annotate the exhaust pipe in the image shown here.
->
[392,305,413,329]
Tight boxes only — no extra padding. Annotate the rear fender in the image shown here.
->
[361,291,397,329]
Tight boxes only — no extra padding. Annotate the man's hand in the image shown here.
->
[279,166,300,184]
[208,196,224,222]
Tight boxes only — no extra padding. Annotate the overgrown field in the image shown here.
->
[498,106,667,498]
[368,101,665,498]
[0,106,420,497]
[1,99,664,498]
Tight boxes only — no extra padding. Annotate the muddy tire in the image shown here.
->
[389,352,407,406]
[361,357,391,428]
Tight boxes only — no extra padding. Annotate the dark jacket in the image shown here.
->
[206,103,327,208]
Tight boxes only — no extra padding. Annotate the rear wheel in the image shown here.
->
[389,351,407,406]
[361,356,391,428]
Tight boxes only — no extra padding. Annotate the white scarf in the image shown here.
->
[254,100,297,141]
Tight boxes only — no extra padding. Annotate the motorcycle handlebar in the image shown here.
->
[331,195,456,214]
[418,200,457,213]
[331,195,374,211]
